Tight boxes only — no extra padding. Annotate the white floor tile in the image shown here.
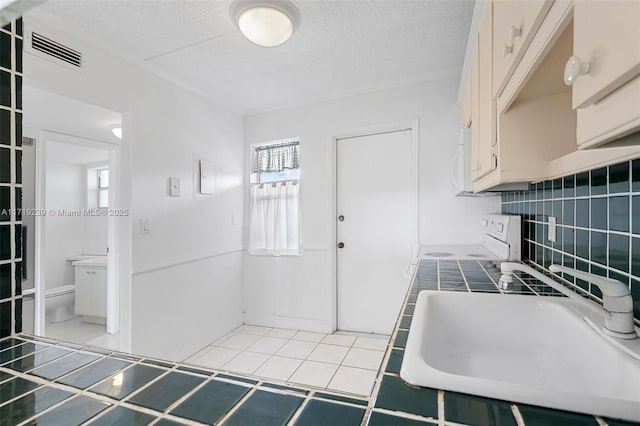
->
[246,336,289,355]
[307,344,349,365]
[212,332,237,346]
[218,333,261,350]
[321,334,357,347]
[289,361,339,388]
[275,340,318,359]
[265,328,298,339]
[342,347,385,371]
[292,331,326,343]
[222,351,269,375]
[254,356,302,381]
[327,366,377,396]
[189,346,241,369]
[353,336,389,351]
[238,325,273,336]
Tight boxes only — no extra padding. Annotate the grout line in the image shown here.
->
[511,404,526,426]
[437,389,445,426]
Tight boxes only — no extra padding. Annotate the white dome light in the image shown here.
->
[110,124,122,139]
[230,0,300,47]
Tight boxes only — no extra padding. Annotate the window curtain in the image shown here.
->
[249,182,301,256]
[253,141,299,174]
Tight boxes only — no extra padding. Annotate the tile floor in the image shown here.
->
[184,326,389,397]
[44,319,120,351]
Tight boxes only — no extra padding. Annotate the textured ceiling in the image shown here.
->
[30,0,474,115]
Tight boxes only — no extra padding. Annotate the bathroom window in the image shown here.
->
[97,168,109,208]
[248,139,301,256]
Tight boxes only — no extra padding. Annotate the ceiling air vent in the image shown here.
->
[31,32,82,68]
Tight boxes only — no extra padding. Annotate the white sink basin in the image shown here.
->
[400,291,640,422]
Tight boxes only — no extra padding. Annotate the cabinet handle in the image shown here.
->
[508,25,522,44]
[502,44,513,58]
[564,56,590,86]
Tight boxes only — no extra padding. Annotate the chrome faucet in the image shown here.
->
[549,264,638,340]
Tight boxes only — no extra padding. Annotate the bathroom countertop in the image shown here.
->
[1,259,637,425]
[71,256,108,267]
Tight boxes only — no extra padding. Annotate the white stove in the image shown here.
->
[416,215,521,262]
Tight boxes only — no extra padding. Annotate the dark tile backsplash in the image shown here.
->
[501,159,640,321]
[0,18,23,338]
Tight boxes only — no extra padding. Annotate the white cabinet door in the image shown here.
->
[572,0,640,109]
[92,269,107,318]
[74,268,92,316]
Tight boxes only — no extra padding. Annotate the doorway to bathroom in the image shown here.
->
[21,85,123,350]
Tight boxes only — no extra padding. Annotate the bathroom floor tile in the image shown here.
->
[289,360,338,388]
[394,330,409,348]
[32,394,111,425]
[0,377,40,403]
[0,386,72,425]
[444,392,516,426]
[314,392,368,406]
[170,379,250,424]
[0,342,47,365]
[265,328,298,339]
[5,346,71,372]
[385,349,404,374]
[254,355,302,381]
[327,366,377,396]
[212,331,237,346]
[307,344,349,364]
[89,364,164,400]
[57,357,131,389]
[88,406,156,426]
[293,399,364,426]
[276,340,318,359]
[353,336,388,351]
[127,371,205,412]
[0,337,26,351]
[154,419,189,426]
[246,336,289,355]
[237,325,273,336]
[30,352,99,380]
[321,334,356,347]
[222,351,270,375]
[292,331,326,343]
[342,348,384,371]
[375,375,437,418]
[188,346,241,369]
[219,333,262,350]
[224,390,303,426]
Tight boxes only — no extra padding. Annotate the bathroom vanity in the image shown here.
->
[72,257,107,323]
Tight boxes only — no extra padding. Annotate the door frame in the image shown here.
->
[34,130,122,336]
[330,119,419,332]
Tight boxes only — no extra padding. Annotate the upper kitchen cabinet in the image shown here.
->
[492,0,553,98]
[569,1,640,148]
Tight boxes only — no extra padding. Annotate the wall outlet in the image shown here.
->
[548,216,556,242]
[231,214,237,225]
[141,218,151,235]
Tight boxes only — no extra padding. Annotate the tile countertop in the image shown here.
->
[0,259,638,425]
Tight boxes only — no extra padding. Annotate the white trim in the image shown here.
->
[457,0,485,107]
[132,246,244,275]
[330,119,420,332]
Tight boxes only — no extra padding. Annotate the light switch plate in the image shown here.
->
[169,177,180,197]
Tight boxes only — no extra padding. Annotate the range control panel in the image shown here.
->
[481,215,521,245]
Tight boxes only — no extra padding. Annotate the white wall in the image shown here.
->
[23,13,245,357]
[244,78,500,332]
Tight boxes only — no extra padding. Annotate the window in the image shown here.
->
[97,168,109,208]
[248,139,301,256]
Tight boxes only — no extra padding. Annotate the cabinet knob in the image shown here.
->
[564,56,590,86]
[508,25,522,44]
[502,44,513,58]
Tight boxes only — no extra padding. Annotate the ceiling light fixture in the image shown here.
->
[230,0,300,47]
[110,124,122,139]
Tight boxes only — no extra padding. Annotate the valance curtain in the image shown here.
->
[253,141,299,174]
[248,182,301,256]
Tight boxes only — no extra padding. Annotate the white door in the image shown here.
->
[336,129,413,334]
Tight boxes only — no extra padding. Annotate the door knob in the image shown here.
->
[338,215,345,222]
[564,56,590,86]
[337,242,345,249]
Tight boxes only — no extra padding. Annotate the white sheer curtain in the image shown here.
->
[248,181,301,256]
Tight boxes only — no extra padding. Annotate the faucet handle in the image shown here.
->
[549,264,630,297]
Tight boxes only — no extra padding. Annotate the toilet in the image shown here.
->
[45,285,76,323]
